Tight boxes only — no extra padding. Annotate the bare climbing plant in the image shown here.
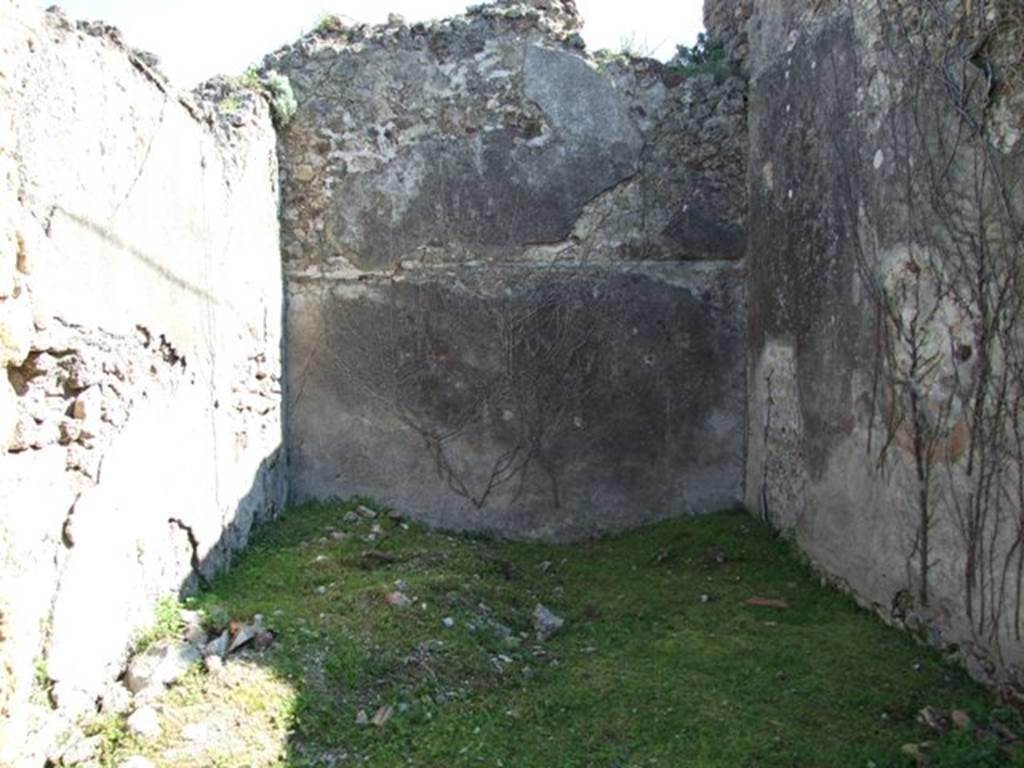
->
[832,0,1024,667]
[305,263,610,511]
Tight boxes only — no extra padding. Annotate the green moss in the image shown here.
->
[107,500,1021,767]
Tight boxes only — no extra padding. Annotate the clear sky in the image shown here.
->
[40,1,705,87]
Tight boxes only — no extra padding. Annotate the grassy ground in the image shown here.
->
[98,499,1023,767]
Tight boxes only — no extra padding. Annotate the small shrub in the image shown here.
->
[668,32,729,77]
[265,70,297,127]
[617,33,656,59]
[315,14,345,35]
[219,95,242,113]
[30,655,51,704]
[237,66,261,91]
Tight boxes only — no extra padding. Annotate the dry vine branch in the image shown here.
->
[310,259,614,512]
[833,0,1024,665]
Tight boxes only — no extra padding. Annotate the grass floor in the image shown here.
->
[100,499,1023,767]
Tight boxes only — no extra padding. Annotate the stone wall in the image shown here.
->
[745,0,1024,688]
[0,2,285,762]
[9,0,1022,760]
[704,0,753,72]
[272,0,750,540]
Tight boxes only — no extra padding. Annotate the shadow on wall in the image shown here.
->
[29,448,287,764]
[179,448,286,592]
[54,208,224,306]
[2,212,286,765]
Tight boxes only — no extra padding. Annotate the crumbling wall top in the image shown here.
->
[703,0,753,68]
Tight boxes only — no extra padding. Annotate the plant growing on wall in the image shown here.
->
[666,32,732,79]
[833,0,1024,669]
[307,266,611,511]
[264,71,297,127]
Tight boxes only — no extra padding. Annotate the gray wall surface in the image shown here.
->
[6,0,1022,761]
[744,0,1024,686]
[273,2,750,539]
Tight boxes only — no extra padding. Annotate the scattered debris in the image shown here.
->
[745,597,790,610]
[203,630,230,659]
[951,709,972,730]
[999,684,1024,711]
[900,742,928,763]
[228,621,258,654]
[99,681,133,716]
[125,639,202,693]
[991,719,1019,740]
[909,705,1022,759]
[371,705,394,727]
[79,510,1024,765]
[126,706,162,739]
[386,590,413,608]
[196,614,274,661]
[487,618,514,641]
[183,622,207,648]
[181,609,208,647]
[227,615,266,654]
[204,655,224,675]
[360,550,399,569]
[917,705,950,734]
[479,549,521,580]
[59,731,101,765]
[253,629,275,651]
[533,604,564,641]
[702,546,728,566]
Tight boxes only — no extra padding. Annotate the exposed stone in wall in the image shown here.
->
[0,2,285,763]
[745,0,1024,688]
[4,3,1021,762]
[703,0,754,70]
[272,2,748,274]
[272,0,749,539]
